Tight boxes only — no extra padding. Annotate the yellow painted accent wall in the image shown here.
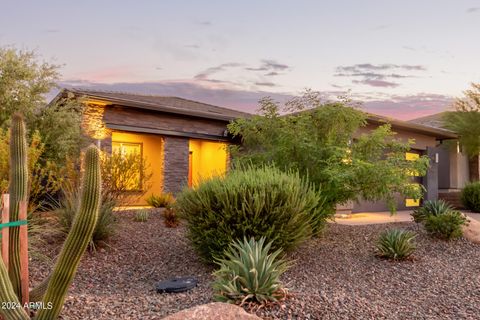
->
[111,131,164,205]
[189,139,228,187]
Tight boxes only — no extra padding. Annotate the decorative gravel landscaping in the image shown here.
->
[31,210,480,319]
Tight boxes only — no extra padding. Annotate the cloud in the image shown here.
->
[363,93,453,120]
[335,63,426,88]
[467,7,479,13]
[352,79,400,88]
[246,59,290,72]
[194,62,244,81]
[254,82,276,87]
[265,71,280,76]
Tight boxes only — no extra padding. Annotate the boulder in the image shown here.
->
[463,216,480,244]
[162,302,261,320]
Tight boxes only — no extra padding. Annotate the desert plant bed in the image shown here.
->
[30,213,480,319]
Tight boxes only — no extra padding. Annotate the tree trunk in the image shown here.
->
[469,154,480,182]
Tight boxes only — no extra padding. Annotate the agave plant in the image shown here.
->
[411,200,453,223]
[376,229,416,260]
[212,237,290,306]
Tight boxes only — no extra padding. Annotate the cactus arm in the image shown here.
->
[0,256,29,320]
[8,113,29,301]
[29,275,51,303]
[35,146,101,320]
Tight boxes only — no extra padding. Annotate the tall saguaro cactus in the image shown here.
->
[0,114,102,319]
[8,113,28,301]
[36,146,101,319]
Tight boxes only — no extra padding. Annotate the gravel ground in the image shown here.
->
[30,210,480,320]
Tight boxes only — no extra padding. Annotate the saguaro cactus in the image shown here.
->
[0,113,102,320]
[8,113,28,301]
[36,146,101,319]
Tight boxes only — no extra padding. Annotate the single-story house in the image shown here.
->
[51,88,470,212]
[410,112,476,208]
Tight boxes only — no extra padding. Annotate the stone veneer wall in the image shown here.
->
[163,136,190,194]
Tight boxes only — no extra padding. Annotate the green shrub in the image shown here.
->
[176,166,329,261]
[411,200,454,223]
[134,209,149,222]
[55,187,117,250]
[424,211,468,240]
[461,181,480,212]
[376,229,416,260]
[212,237,289,305]
[146,192,175,208]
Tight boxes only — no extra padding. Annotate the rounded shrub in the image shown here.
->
[424,211,468,240]
[461,181,480,212]
[176,165,329,261]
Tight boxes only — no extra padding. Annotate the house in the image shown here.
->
[51,88,463,211]
[410,112,475,208]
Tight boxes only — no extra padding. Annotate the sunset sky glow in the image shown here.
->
[1,0,480,119]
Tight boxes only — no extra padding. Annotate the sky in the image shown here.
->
[1,0,480,119]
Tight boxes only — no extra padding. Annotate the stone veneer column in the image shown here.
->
[163,136,190,194]
[424,146,439,201]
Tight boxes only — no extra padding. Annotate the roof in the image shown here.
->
[55,88,252,121]
[366,112,456,140]
[408,112,447,129]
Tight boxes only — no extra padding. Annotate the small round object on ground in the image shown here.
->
[156,277,198,293]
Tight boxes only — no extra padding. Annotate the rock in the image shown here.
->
[463,216,480,243]
[162,302,261,320]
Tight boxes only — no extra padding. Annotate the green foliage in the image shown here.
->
[424,211,468,240]
[146,192,175,208]
[443,83,480,157]
[163,206,180,228]
[0,47,59,129]
[0,47,84,206]
[212,237,289,305]
[411,200,454,223]
[376,229,416,260]
[461,181,480,212]
[33,97,85,165]
[0,114,102,320]
[176,165,329,262]
[228,90,429,212]
[101,150,153,204]
[134,209,149,222]
[55,186,117,250]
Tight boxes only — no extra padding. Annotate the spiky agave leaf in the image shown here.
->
[376,229,416,260]
[212,237,290,305]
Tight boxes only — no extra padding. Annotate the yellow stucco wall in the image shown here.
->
[111,131,164,204]
[189,139,228,187]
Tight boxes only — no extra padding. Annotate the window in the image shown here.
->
[405,151,421,207]
[112,142,143,191]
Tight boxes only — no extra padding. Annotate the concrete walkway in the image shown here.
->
[334,210,480,226]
